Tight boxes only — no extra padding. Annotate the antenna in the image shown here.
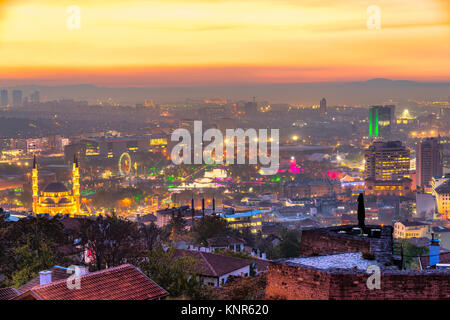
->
[202,197,205,218]
[191,196,195,220]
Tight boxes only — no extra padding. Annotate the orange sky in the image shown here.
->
[0,0,449,86]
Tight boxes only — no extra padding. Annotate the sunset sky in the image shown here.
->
[0,0,449,86]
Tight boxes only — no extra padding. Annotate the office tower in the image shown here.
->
[30,90,40,104]
[320,98,327,115]
[245,96,258,115]
[364,141,411,196]
[368,105,395,138]
[0,89,8,106]
[12,90,23,107]
[365,141,410,181]
[417,138,443,188]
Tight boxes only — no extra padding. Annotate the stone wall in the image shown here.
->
[265,261,450,300]
[298,226,393,266]
[299,228,371,256]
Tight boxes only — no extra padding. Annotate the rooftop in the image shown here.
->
[398,221,429,227]
[174,249,252,277]
[14,264,168,300]
[43,182,69,193]
[207,236,246,247]
[284,252,380,270]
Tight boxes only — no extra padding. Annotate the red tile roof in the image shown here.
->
[0,287,20,300]
[19,265,74,293]
[14,264,168,300]
[174,249,252,277]
[207,236,246,247]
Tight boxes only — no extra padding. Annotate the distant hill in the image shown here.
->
[3,79,450,106]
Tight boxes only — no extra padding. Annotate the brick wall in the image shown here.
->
[298,226,394,266]
[265,261,450,300]
[299,229,371,256]
[265,262,331,300]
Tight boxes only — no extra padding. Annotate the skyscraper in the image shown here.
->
[417,137,443,188]
[364,141,411,196]
[320,98,327,115]
[30,90,40,104]
[12,90,23,107]
[245,97,258,115]
[0,90,8,106]
[368,105,395,138]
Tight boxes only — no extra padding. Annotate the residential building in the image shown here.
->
[393,221,431,239]
[207,236,246,252]
[417,138,443,188]
[174,249,252,287]
[1,264,168,300]
[220,209,263,234]
[435,179,450,218]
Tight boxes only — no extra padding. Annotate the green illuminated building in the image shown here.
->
[369,105,395,138]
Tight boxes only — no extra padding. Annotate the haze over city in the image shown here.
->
[0,0,450,306]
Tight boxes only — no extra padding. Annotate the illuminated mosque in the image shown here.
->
[32,155,87,217]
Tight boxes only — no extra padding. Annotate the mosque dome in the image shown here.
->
[43,182,69,193]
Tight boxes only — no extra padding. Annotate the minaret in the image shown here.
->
[72,155,80,214]
[32,155,38,213]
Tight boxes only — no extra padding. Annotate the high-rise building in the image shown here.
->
[0,89,8,106]
[245,97,258,115]
[364,141,411,196]
[417,138,443,188]
[365,141,410,181]
[12,89,23,107]
[435,179,450,218]
[30,90,40,104]
[320,98,327,115]
[368,105,395,138]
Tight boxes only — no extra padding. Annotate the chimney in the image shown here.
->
[71,265,89,276]
[39,270,53,285]
[191,197,195,220]
[429,233,440,267]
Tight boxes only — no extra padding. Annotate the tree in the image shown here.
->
[273,229,302,259]
[191,216,231,246]
[212,274,267,300]
[139,222,164,251]
[79,213,141,270]
[0,210,10,276]
[168,210,187,235]
[2,215,68,285]
[6,236,62,288]
[139,245,209,299]
[396,239,429,270]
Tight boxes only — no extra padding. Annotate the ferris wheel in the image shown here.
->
[118,152,132,176]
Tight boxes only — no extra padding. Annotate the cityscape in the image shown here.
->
[0,0,449,307]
